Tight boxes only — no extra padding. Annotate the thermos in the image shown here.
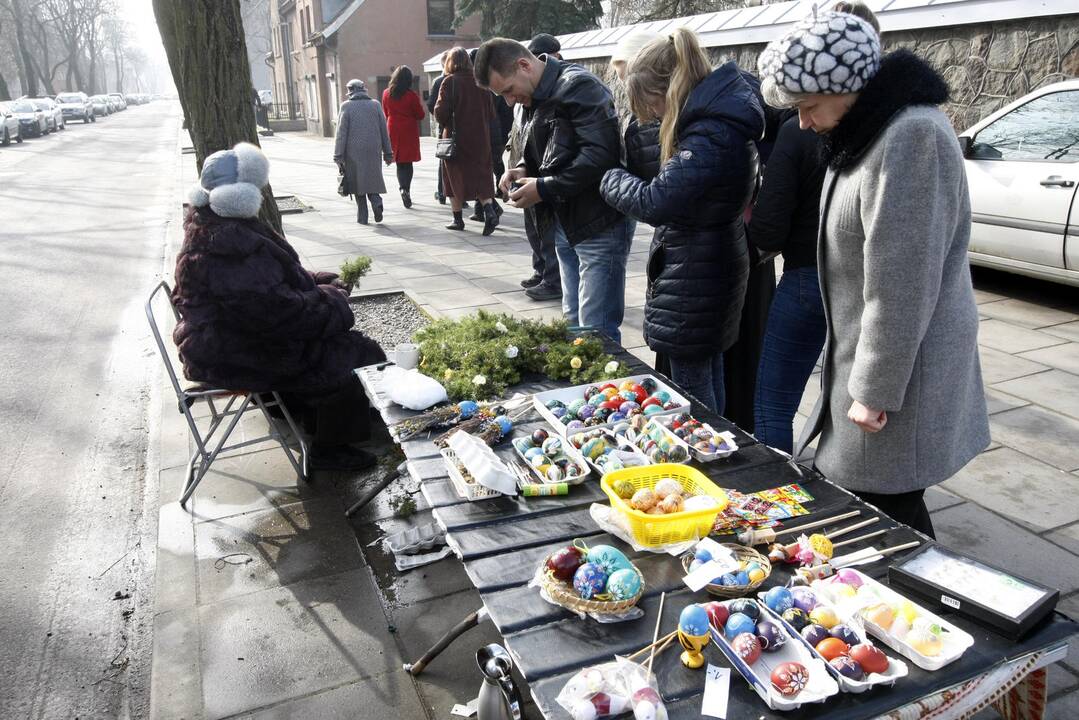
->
[476,643,522,720]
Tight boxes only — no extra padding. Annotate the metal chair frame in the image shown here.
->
[146,281,308,508]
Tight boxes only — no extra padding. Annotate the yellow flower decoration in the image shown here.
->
[570,356,582,369]
[444,368,454,381]
[572,338,585,346]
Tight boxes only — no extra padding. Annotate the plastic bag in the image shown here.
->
[555,658,668,720]
[384,366,448,410]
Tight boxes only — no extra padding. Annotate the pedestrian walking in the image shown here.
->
[467,47,506,225]
[600,28,764,414]
[176,143,385,471]
[382,65,425,209]
[427,53,448,205]
[434,47,499,235]
[761,10,990,536]
[477,39,631,341]
[334,79,393,225]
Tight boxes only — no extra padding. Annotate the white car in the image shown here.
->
[959,80,1079,287]
[56,91,96,123]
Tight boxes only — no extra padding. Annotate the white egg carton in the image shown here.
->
[756,599,908,694]
[532,374,691,437]
[812,569,975,671]
[511,431,593,486]
[568,428,652,477]
[652,415,739,462]
[710,599,840,711]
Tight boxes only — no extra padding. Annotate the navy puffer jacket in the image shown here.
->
[601,63,764,356]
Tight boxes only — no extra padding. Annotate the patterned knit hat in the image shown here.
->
[757,10,881,108]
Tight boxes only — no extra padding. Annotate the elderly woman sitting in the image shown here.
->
[172,142,385,471]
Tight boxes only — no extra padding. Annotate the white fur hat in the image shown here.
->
[758,10,881,108]
[187,142,269,218]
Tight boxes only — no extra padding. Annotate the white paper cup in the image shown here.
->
[394,343,419,370]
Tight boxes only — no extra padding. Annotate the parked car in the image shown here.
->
[89,94,112,116]
[30,98,65,131]
[56,91,96,123]
[959,79,1079,287]
[8,100,49,137]
[108,92,127,110]
[0,102,23,145]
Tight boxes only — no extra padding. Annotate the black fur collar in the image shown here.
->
[822,50,949,171]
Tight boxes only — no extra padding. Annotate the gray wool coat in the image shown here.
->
[797,105,990,494]
[333,90,392,195]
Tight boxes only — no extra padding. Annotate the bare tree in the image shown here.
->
[103,13,124,92]
[2,0,41,96]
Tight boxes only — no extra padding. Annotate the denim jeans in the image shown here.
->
[553,216,632,343]
[670,352,726,416]
[355,193,383,223]
[753,266,827,453]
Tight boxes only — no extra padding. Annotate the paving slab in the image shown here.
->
[942,447,1079,533]
[1047,522,1079,556]
[1019,343,1079,377]
[978,346,1050,385]
[973,288,1006,304]
[491,289,563,312]
[155,498,198,614]
[979,318,1068,354]
[924,485,966,512]
[1057,594,1079,677]
[1043,321,1079,343]
[198,568,397,720]
[978,298,1078,330]
[238,670,429,719]
[150,607,204,720]
[989,405,1079,472]
[994,370,1079,421]
[985,387,1031,415]
[185,447,318,523]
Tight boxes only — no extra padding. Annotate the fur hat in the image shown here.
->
[187,142,269,218]
[758,10,881,108]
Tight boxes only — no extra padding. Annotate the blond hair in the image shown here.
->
[625,28,711,162]
[610,30,660,73]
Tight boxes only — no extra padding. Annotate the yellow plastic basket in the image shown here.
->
[601,464,729,547]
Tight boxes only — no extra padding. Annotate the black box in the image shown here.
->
[888,544,1059,640]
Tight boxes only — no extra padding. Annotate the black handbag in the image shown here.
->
[434,77,457,160]
[337,169,350,197]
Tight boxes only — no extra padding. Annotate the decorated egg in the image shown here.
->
[747,567,767,584]
[831,582,859,600]
[756,621,786,653]
[568,432,587,449]
[545,465,565,483]
[600,399,622,412]
[763,586,794,614]
[566,420,586,432]
[529,454,550,468]
[524,446,544,460]
[849,643,889,673]
[732,632,762,664]
[667,444,690,463]
[514,438,532,454]
[653,478,682,499]
[580,437,606,460]
[583,385,600,401]
[609,412,627,423]
[678,604,710,636]
[731,570,750,585]
[643,404,664,416]
[815,637,850,661]
[607,568,642,600]
[573,562,608,599]
[590,393,607,407]
[831,624,860,647]
[630,488,656,511]
[771,662,809,697]
[834,568,864,587]
[629,384,647,403]
[578,404,596,420]
[782,607,811,632]
[618,390,636,402]
[494,415,513,435]
[541,437,562,455]
[801,623,830,647]
[830,655,865,680]
[618,380,635,392]
[457,400,479,418]
[594,408,613,421]
[863,603,896,631]
[648,448,668,463]
[704,601,728,630]
[640,377,658,393]
[612,479,636,499]
[588,545,632,575]
[567,399,586,415]
[790,587,819,613]
[729,599,759,621]
[546,545,585,580]
[724,612,757,639]
[694,547,713,563]
[809,606,840,630]
[617,401,640,416]
[546,399,566,410]
[658,494,684,514]
[694,439,716,453]
[908,625,943,657]
[688,558,703,573]
[718,573,739,586]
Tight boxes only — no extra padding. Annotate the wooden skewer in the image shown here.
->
[647,592,667,673]
[738,510,861,546]
[832,540,921,568]
[626,630,676,661]
[829,528,888,550]
[778,517,882,557]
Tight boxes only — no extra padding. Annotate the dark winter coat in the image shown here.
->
[172,208,385,396]
[435,71,495,200]
[624,117,660,182]
[747,116,825,270]
[519,56,623,245]
[601,63,765,357]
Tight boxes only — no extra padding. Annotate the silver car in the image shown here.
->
[56,91,95,123]
[8,100,48,137]
[90,95,112,116]
[30,98,65,132]
[0,102,22,145]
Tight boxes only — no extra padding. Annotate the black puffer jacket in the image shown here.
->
[624,117,660,181]
[520,56,623,245]
[601,63,764,356]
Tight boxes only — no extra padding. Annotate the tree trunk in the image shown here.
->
[11,0,39,97]
[0,70,10,101]
[152,0,282,235]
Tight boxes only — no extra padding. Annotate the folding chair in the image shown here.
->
[146,281,308,508]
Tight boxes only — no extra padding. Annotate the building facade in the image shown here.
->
[267,0,481,136]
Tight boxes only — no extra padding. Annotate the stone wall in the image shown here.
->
[583,13,1079,131]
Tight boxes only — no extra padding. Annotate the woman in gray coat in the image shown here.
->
[334,79,392,224]
[759,10,990,536]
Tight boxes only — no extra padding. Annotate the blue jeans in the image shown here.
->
[670,352,726,416]
[553,216,632,343]
[753,266,827,453]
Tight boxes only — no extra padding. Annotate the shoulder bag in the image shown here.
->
[435,77,457,160]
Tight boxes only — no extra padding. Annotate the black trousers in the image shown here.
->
[853,488,936,539]
[396,162,413,192]
[280,376,372,448]
[525,207,560,287]
[354,193,383,223]
[722,255,776,433]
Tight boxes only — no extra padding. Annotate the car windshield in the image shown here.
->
[13,102,35,112]
[58,94,82,103]
[31,100,51,109]
[109,94,122,99]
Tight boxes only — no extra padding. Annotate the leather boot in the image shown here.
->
[482,202,499,236]
[446,211,465,231]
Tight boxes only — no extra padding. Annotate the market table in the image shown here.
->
[357,346,1077,720]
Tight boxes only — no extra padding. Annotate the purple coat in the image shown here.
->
[172,208,385,395]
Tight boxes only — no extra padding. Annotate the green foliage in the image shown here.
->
[412,310,630,400]
[339,256,373,287]
[454,0,604,40]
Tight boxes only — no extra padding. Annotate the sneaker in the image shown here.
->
[525,282,562,301]
[308,445,378,472]
[520,274,542,289]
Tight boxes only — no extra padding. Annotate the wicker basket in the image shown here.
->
[680,544,771,598]
[539,560,645,615]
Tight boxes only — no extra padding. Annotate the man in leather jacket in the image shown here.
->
[475,38,632,343]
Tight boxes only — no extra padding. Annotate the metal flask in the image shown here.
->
[476,643,522,720]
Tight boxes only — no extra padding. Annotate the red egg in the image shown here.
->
[546,546,585,581]
[641,397,662,409]
[600,399,623,412]
[630,383,647,403]
[732,632,762,665]
[770,662,809,697]
[599,383,617,392]
[815,637,850,661]
[849,643,889,674]
[704,601,729,630]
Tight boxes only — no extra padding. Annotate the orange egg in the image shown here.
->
[863,603,896,631]
[815,637,850,661]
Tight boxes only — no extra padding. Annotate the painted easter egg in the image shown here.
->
[541,437,563,456]
[653,478,681,499]
[801,623,830,648]
[546,546,585,581]
[606,568,642,601]
[747,567,767,584]
[849,643,889,674]
[648,448,668,463]
[546,399,566,410]
[815,637,850,661]
[577,404,595,420]
[658,494,684,514]
[809,606,840,630]
[587,545,632,575]
[764,586,794,614]
[718,573,739,586]
[830,655,865,680]
[630,384,647,403]
[640,377,658,393]
[704,601,729,630]
[494,415,513,435]
[612,479,636,499]
[667,444,690,463]
[618,390,636,402]
[679,604,710,636]
[908,626,943,657]
[566,420,586,432]
[580,437,606,460]
[771,662,810,697]
[529,454,550,468]
[834,568,864,587]
[724,612,757,639]
[567,399,586,415]
[694,547,713,563]
[609,412,627,423]
[862,603,896,631]
[524,446,544,460]
[640,397,661,410]
[583,385,600,401]
[790,587,819,613]
[756,621,786,653]
[573,562,608,599]
[545,465,565,483]
[643,404,664,416]
[782,607,811,632]
[729,599,759,621]
[618,380,636,392]
[630,488,656,511]
[831,624,861,648]
[732,632,762,664]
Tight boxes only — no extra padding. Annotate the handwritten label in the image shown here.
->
[941,594,961,610]
[695,537,736,564]
[701,664,730,718]
[684,557,741,592]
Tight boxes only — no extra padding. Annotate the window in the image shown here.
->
[972,90,1079,162]
[427,0,454,36]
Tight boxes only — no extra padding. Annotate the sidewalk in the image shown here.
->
[148,132,1079,719]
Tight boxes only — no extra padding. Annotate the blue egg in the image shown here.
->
[732,571,750,585]
[694,548,713,563]
[573,562,608,600]
[578,404,595,420]
[587,545,632,575]
[679,605,710,636]
[718,573,739,586]
[607,568,642,601]
[654,390,671,403]
[724,612,757,639]
[609,412,627,422]
[551,406,567,418]
[524,447,544,460]
[494,415,513,435]
[689,558,703,573]
[764,586,794,614]
[457,400,479,418]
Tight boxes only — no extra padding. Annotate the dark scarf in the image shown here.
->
[822,50,949,171]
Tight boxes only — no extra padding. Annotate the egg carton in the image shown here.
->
[652,414,739,462]
[511,430,593,486]
[384,522,446,555]
[568,428,652,477]
[618,418,693,465]
[532,374,691,437]
[441,446,504,502]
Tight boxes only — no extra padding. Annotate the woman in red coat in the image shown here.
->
[381,65,425,208]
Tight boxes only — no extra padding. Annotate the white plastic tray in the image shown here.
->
[440,447,502,502]
[532,375,691,436]
[652,415,739,462]
[568,428,652,477]
[511,430,593,486]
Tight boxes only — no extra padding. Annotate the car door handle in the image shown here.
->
[1040,176,1075,188]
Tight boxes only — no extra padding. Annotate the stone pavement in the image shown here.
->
[148,131,1079,718]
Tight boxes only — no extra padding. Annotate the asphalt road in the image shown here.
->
[0,103,180,718]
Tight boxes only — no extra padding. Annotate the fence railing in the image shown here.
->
[264,101,304,121]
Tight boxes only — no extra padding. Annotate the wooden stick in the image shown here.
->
[626,630,676,661]
[830,528,888,550]
[740,510,863,546]
[777,510,862,538]
[824,516,880,541]
[647,592,667,673]
[832,540,921,568]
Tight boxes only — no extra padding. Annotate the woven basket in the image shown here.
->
[539,561,645,615]
[680,544,771,598]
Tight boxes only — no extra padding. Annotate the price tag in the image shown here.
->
[684,557,741,592]
[701,664,730,718]
[450,698,479,717]
[695,537,736,564]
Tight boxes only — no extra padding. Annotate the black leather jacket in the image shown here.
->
[518,57,623,245]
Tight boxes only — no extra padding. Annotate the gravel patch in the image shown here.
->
[350,292,430,352]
